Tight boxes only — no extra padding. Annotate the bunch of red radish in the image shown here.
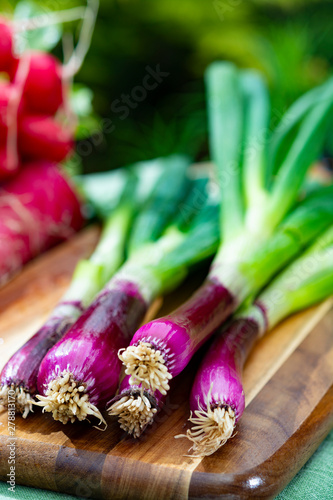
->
[0,16,74,180]
[0,16,85,287]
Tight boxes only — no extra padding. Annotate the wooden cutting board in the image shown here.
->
[0,227,332,500]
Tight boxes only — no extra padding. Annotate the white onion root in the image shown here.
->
[118,341,172,394]
[0,383,33,419]
[35,370,106,429]
[108,390,157,438]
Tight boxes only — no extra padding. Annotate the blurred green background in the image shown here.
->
[2,0,333,171]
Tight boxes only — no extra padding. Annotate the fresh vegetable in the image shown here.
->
[0,18,14,72]
[9,0,99,114]
[108,374,165,438]
[0,172,137,418]
[16,51,63,116]
[0,156,171,418]
[118,63,333,404]
[108,184,333,435]
[18,115,74,162]
[177,226,333,456]
[0,64,28,179]
[34,158,220,427]
[0,1,99,181]
[0,148,18,179]
[0,51,64,181]
[0,160,83,286]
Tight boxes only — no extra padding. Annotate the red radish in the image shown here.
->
[0,160,83,286]
[0,19,14,73]
[0,82,25,178]
[13,52,63,116]
[0,83,11,129]
[0,83,22,135]
[0,148,19,179]
[7,56,19,82]
[19,116,74,162]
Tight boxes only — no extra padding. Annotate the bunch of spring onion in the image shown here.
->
[116,62,333,429]
[0,168,136,417]
[0,157,165,417]
[34,156,220,428]
[176,225,333,456]
[108,183,333,435]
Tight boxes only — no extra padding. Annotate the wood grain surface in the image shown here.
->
[0,227,332,500]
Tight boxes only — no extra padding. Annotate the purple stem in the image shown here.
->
[0,300,83,396]
[190,316,261,420]
[130,277,235,377]
[37,281,148,407]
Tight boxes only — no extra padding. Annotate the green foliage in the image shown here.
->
[5,0,333,171]
[13,1,62,52]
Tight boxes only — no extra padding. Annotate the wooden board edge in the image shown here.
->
[188,386,333,500]
[0,437,62,492]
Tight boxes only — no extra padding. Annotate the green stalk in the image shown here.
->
[61,177,137,307]
[158,202,220,278]
[75,157,166,219]
[168,176,209,232]
[74,169,130,219]
[128,155,192,255]
[263,81,333,231]
[124,175,219,297]
[240,70,270,211]
[240,185,333,298]
[205,62,244,241]
[205,68,333,311]
[212,184,333,305]
[100,165,214,303]
[268,77,333,184]
[121,199,220,300]
[254,226,333,329]
[68,157,179,306]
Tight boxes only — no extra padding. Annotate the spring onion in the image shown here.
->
[177,226,333,456]
[34,158,220,427]
[0,157,167,417]
[119,63,333,407]
[108,184,333,435]
[0,171,136,417]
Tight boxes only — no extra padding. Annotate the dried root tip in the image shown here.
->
[0,384,33,419]
[108,391,157,438]
[118,342,172,394]
[34,370,107,429]
[175,404,235,457]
